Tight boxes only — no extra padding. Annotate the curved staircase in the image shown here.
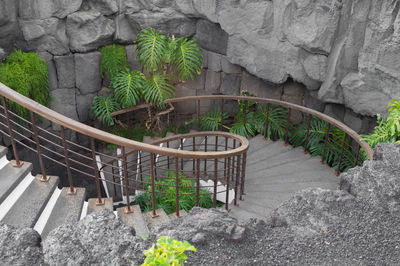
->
[0,132,339,238]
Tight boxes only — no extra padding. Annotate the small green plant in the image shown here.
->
[99,44,129,80]
[142,236,196,266]
[0,49,50,119]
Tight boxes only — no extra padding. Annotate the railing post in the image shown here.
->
[213,158,218,208]
[204,136,208,174]
[234,154,241,206]
[215,136,218,151]
[60,126,76,194]
[284,108,291,145]
[1,96,22,167]
[225,157,231,211]
[173,103,177,134]
[264,103,270,139]
[231,139,236,182]
[175,157,180,217]
[167,141,170,169]
[240,152,247,200]
[180,139,183,171]
[111,161,118,199]
[30,111,47,181]
[336,133,347,176]
[150,153,158,217]
[220,99,224,131]
[197,99,200,129]
[90,138,104,205]
[192,137,195,175]
[196,158,200,206]
[122,146,132,213]
[304,114,312,153]
[243,100,248,136]
[321,124,331,164]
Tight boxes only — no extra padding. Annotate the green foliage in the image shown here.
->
[134,171,214,215]
[255,104,288,140]
[142,236,196,266]
[170,37,203,81]
[105,123,151,151]
[186,107,228,131]
[91,96,120,127]
[99,44,129,80]
[362,99,400,148]
[112,70,144,108]
[142,73,175,106]
[0,49,50,119]
[137,28,169,72]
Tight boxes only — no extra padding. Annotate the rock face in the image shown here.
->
[42,209,145,266]
[0,223,44,265]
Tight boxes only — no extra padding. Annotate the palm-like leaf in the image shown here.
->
[142,73,175,106]
[186,107,228,131]
[136,28,169,72]
[171,37,203,81]
[112,70,144,108]
[92,96,120,127]
[255,104,288,140]
[230,111,257,138]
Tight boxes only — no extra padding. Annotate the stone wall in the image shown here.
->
[0,0,397,131]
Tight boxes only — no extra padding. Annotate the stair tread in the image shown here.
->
[117,205,149,238]
[41,187,86,238]
[0,161,33,205]
[1,175,59,228]
[0,146,7,158]
[87,198,113,215]
[143,208,170,230]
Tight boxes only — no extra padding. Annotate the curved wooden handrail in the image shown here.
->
[0,82,248,159]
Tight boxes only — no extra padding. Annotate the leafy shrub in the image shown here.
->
[0,49,50,119]
[134,171,214,215]
[99,44,129,80]
[142,236,196,266]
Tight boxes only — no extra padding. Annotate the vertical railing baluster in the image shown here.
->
[111,161,118,199]
[355,145,361,166]
[175,157,180,217]
[173,103,177,134]
[284,108,291,145]
[1,96,22,167]
[264,103,270,139]
[240,152,247,200]
[225,157,231,211]
[321,124,331,164]
[336,134,347,176]
[90,138,104,205]
[215,136,218,151]
[150,153,158,217]
[220,99,224,131]
[30,111,47,181]
[243,100,248,136]
[231,140,236,182]
[167,142,170,170]
[234,154,241,206]
[213,158,218,208]
[139,151,143,182]
[180,139,183,171]
[197,99,201,129]
[196,158,200,206]
[304,114,312,153]
[122,146,132,213]
[204,136,208,174]
[192,137,195,175]
[60,126,76,194]
[224,137,228,180]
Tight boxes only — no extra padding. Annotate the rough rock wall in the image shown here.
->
[0,0,398,119]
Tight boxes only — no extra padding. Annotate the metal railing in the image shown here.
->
[0,82,249,217]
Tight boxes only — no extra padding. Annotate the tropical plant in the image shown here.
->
[0,49,50,119]
[186,107,228,131]
[92,96,120,126]
[142,236,196,266]
[99,44,129,80]
[92,27,203,128]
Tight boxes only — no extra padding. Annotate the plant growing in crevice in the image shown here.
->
[99,44,129,81]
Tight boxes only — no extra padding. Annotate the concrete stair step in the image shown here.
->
[246,141,292,163]
[247,135,273,154]
[0,145,7,158]
[117,205,149,238]
[87,198,113,215]
[1,175,59,228]
[168,209,188,219]
[143,208,170,230]
[41,187,86,238]
[0,161,33,205]
[246,146,309,168]
[228,203,268,222]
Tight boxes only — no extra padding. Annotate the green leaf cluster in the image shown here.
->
[362,99,400,148]
[0,49,50,119]
[92,28,203,127]
[142,236,196,266]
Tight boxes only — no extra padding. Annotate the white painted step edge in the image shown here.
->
[0,173,35,221]
[0,155,9,170]
[79,201,88,220]
[33,188,61,235]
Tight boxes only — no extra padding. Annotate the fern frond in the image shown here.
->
[171,37,203,81]
[112,70,144,108]
[92,96,120,127]
[136,28,169,72]
[142,73,175,106]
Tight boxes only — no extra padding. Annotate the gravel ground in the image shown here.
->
[185,202,400,265]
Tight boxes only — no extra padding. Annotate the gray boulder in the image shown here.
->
[75,52,102,94]
[155,207,246,244]
[0,48,6,61]
[51,88,79,130]
[66,11,115,53]
[220,73,241,95]
[0,223,44,265]
[240,71,282,100]
[194,19,228,55]
[340,143,400,214]
[19,0,82,19]
[19,18,69,55]
[76,92,96,122]
[54,55,75,89]
[114,14,140,44]
[207,51,222,72]
[86,0,118,15]
[38,52,58,91]
[43,209,145,265]
[205,70,220,92]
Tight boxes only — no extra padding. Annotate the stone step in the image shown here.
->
[117,205,149,238]
[87,197,113,215]
[247,135,272,154]
[168,209,188,219]
[41,187,86,238]
[143,208,170,230]
[0,145,7,158]
[1,175,59,228]
[0,161,33,205]
[246,140,292,163]
[246,146,309,168]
